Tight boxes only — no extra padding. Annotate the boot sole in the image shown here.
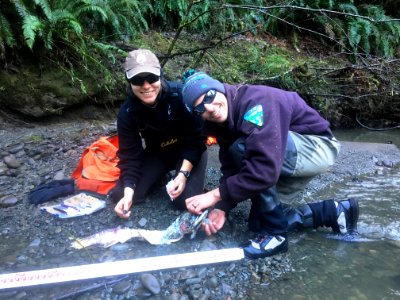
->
[243,240,288,259]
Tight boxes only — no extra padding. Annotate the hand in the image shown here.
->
[166,173,186,200]
[114,195,132,219]
[185,188,221,214]
[203,209,226,236]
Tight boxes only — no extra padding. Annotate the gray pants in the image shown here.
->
[278,131,341,203]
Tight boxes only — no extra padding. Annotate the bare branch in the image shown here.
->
[161,1,227,66]
[223,4,400,23]
[162,0,197,67]
[260,9,354,54]
[305,92,392,99]
[160,27,257,60]
[355,114,400,131]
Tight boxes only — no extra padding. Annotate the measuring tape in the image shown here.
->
[0,248,244,289]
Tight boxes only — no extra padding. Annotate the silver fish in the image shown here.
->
[71,210,208,249]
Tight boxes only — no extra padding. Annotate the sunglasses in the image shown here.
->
[193,89,217,116]
[128,74,160,86]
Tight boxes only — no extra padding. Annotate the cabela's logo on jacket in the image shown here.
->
[161,138,178,147]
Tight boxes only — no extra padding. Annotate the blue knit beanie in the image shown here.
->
[182,71,225,114]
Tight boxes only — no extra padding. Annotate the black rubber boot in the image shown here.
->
[284,203,314,232]
[248,186,285,234]
[308,198,359,233]
[332,198,359,234]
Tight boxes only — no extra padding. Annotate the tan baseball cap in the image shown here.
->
[124,49,161,79]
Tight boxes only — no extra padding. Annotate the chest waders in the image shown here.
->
[227,135,358,235]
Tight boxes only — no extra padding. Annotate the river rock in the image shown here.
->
[0,195,18,208]
[3,155,21,169]
[138,217,147,227]
[207,276,219,288]
[53,170,65,180]
[0,161,7,175]
[5,142,24,154]
[112,280,132,294]
[166,292,183,300]
[140,273,160,294]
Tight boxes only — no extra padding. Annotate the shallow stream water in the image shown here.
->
[334,128,400,148]
[268,166,400,300]
[262,129,400,299]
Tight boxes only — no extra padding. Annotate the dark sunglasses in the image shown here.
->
[193,89,217,116]
[128,74,160,86]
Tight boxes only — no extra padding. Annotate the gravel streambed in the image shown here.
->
[0,108,399,299]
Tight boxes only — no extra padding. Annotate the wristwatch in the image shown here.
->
[178,170,190,178]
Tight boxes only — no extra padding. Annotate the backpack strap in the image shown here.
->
[166,81,182,99]
[165,81,184,118]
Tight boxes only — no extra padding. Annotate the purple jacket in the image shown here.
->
[203,84,333,212]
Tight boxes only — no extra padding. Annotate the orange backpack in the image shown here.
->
[71,135,120,195]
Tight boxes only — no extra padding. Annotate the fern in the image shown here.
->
[92,41,125,61]
[152,0,189,24]
[345,4,400,57]
[11,0,30,19]
[0,11,17,52]
[33,0,52,19]
[261,1,399,58]
[49,10,83,45]
[22,15,42,49]
[151,0,265,34]
[337,3,359,15]
[74,3,109,23]
[348,20,362,50]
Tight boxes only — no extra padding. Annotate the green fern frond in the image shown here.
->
[359,20,374,54]
[34,0,52,19]
[380,37,391,57]
[74,4,108,23]
[12,0,29,18]
[337,3,359,15]
[42,30,53,49]
[370,24,381,53]
[384,19,400,42]
[357,4,400,57]
[50,9,81,30]
[91,41,126,63]
[359,4,385,21]
[22,15,42,49]
[347,20,362,50]
[0,12,17,48]
[116,0,151,30]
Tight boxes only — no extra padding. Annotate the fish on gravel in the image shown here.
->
[71,210,208,249]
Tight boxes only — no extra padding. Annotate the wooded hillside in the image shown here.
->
[1,0,399,128]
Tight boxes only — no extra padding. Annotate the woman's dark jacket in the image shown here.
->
[203,84,333,213]
[117,80,206,189]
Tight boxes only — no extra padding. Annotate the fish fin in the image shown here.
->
[71,238,95,249]
[103,240,119,248]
